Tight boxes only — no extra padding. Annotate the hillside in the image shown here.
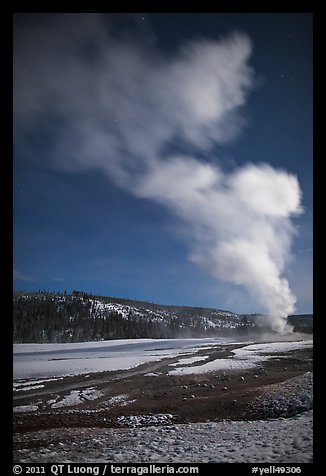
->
[13,290,313,343]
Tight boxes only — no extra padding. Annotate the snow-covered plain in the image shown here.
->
[13,338,230,380]
[13,338,312,380]
[13,337,313,463]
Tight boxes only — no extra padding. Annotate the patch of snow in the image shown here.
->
[169,340,313,375]
[169,358,255,375]
[169,356,209,367]
[13,377,64,389]
[13,405,39,413]
[105,395,136,408]
[47,397,60,406]
[89,300,130,319]
[14,384,45,391]
[50,387,104,408]
[116,413,174,427]
[234,340,313,356]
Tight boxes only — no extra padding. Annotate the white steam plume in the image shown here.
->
[14,14,303,332]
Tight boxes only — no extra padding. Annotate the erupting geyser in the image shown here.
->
[14,15,303,332]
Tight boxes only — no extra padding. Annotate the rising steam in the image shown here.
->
[14,14,303,332]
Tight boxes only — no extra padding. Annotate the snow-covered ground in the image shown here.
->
[13,338,312,380]
[169,340,312,375]
[13,337,313,463]
[13,338,231,380]
[14,410,313,463]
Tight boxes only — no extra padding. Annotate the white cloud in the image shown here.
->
[13,269,34,282]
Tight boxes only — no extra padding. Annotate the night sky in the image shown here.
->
[13,13,312,316]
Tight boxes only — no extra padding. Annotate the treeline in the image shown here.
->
[13,291,249,343]
[288,314,313,333]
[13,291,312,343]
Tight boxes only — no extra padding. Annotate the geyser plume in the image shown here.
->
[138,159,302,333]
[14,14,303,332]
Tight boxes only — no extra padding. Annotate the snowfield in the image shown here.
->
[13,337,312,380]
[13,338,231,379]
[13,336,313,463]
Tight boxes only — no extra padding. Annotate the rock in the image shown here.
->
[240,376,245,381]
[223,387,228,391]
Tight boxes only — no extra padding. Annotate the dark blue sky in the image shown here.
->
[13,13,312,315]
